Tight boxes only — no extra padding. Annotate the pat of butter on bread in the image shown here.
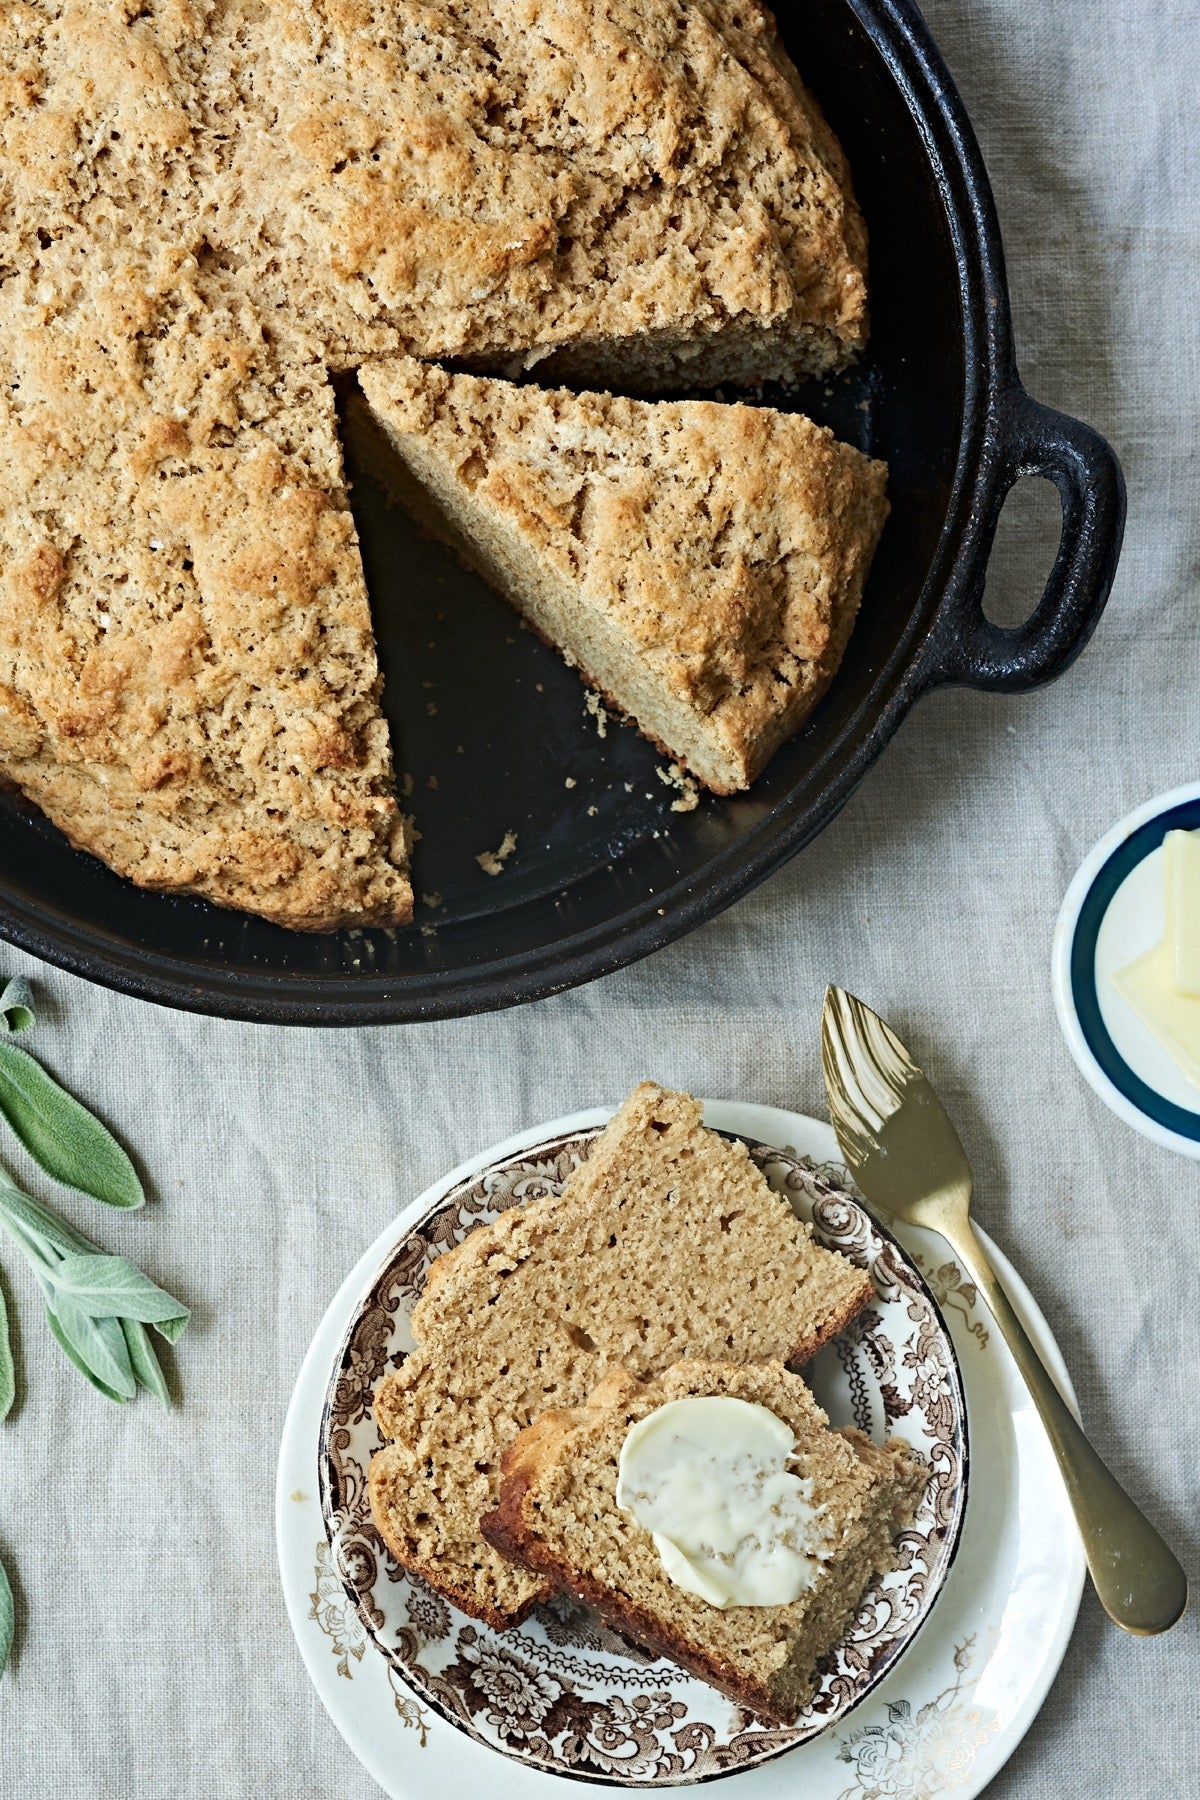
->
[616,1396,830,1608]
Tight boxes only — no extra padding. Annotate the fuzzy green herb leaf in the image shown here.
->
[0,1174,90,1259]
[0,1174,187,1404]
[121,1319,171,1408]
[43,1306,130,1404]
[53,1253,189,1331]
[0,1550,13,1680]
[0,978,34,1036]
[0,1272,13,1421]
[151,1310,189,1346]
[0,1041,143,1209]
[48,1294,137,1400]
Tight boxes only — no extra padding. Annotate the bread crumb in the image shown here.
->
[421,891,443,910]
[584,690,609,738]
[564,777,576,789]
[427,775,439,790]
[401,772,415,799]
[657,762,700,812]
[426,702,438,717]
[476,830,518,876]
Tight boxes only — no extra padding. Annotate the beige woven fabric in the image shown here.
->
[0,0,1196,1794]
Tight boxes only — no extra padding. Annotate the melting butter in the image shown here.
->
[615,1396,829,1609]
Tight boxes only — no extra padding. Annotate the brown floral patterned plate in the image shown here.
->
[277,1104,1082,1798]
[311,1102,966,1787]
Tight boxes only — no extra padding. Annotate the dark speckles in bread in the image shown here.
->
[0,0,875,923]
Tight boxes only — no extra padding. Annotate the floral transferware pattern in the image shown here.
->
[310,1537,432,1741]
[834,1635,999,1798]
[316,1130,968,1787]
[910,1257,991,1352]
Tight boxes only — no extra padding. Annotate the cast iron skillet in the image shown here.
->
[0,0,1124,1024]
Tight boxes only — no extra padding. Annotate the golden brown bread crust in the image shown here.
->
[482,1361,929,1722]
[396,1084,873,1375]
[483,1455,802,1720]
[0,273,414,929]
[368,1454,542,1633]
[0,0,872,919]
[0,3,413,929]
[217,0,871,386]
[787,1281,880,1365]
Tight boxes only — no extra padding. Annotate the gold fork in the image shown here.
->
[821,984,1187,1636]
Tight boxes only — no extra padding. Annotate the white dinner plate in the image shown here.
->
[278,1102,1084,1799]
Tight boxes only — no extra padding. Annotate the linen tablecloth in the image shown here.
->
[0,0,1195,1792]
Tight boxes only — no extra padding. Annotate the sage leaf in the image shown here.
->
[0,1175,90,1261]
[0,1270,13,1420]
[0,1041,143,1210]
[0,1551,12,1680]
[0,1173,187,1403]
[43,1307,129,1404]
[49,1294,136,1400]
[0,978,34,1036]
[53,1253,188,1331]
[121,1319,171,1409]
[0,1206,61,1280]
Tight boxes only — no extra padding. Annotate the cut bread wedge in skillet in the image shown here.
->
[356,359,890,794]
[220,0,873,388]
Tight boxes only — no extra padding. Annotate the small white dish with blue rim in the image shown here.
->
[1052,781,1200,1157]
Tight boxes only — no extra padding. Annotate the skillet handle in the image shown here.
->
[924,384,1125,692]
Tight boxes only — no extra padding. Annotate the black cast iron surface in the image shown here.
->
[0,0,1125,1024]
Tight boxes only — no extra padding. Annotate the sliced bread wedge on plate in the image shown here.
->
[369,1082,874,1626]
[482,1358,928,1720]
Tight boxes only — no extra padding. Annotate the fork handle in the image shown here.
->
[950,1220,1188,1635]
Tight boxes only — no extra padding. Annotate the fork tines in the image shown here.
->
[821,985,923,1160]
